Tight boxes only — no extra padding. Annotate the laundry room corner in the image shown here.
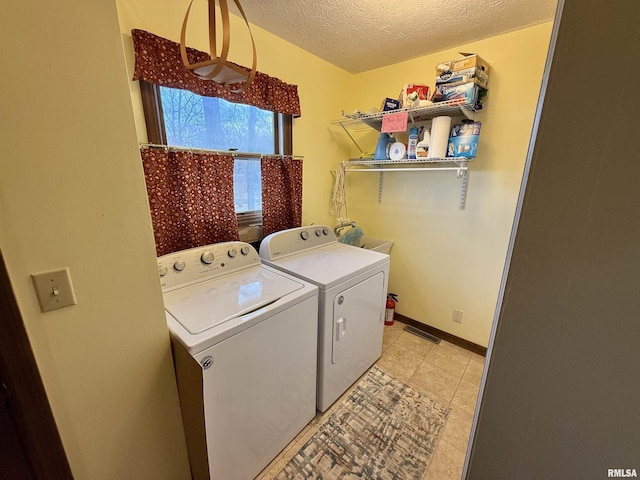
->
[337,23,554,348]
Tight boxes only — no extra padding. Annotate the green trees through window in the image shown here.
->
[159,86,275,153]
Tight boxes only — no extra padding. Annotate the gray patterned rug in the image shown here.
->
[275,366,450,480]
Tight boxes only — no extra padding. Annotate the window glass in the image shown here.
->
[233,159,262,213]
[159,86,275,153]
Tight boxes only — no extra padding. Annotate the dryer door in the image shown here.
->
[332,272,385,365]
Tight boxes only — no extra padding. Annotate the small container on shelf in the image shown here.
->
[407,127,419,159]
[416,130,430,158]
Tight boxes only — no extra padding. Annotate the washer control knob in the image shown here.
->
[200,251,215,264]
[158,264,168,277]
[300,231,309,240]
[315,229,322,237]
[173,260,186,272]
[240,245,250,255]
[322,227,330,236]
[228,248,238,258]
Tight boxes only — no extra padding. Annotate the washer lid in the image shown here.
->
[163,266,305,335]
[268,243,389,289]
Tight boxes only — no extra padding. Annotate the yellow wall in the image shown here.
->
[0,1,191,478]
[116,0,353,228]
[342,23,553,346]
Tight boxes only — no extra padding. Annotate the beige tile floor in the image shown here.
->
[256,320,485,480]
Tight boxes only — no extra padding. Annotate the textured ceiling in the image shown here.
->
[231,0,558,73]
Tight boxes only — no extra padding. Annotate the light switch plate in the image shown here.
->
[31,268,77,313]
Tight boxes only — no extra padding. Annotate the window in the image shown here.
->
[139,81,293,242]
[159,86,276,152]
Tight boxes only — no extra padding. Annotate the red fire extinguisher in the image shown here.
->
[385,293,398,326]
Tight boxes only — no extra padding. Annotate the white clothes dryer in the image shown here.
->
[158,241,318,480]
[259,226,390,412]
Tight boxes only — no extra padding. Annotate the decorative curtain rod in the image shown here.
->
[140,143,303,160]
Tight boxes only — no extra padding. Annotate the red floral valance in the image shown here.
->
[131,29,301,117]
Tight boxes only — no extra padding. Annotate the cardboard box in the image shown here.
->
[436,66,489,88]
[432,82,488,110]
[447,122,482,158]
[451,53,490,73]
[436,53,490,88]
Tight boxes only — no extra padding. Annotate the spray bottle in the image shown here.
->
[416,129,430,158]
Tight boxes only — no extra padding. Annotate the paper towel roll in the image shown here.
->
[428,116,452,159]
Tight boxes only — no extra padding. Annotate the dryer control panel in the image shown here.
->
[259,225,336,260]
[158,241,260,291]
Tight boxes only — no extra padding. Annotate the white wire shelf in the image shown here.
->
[332,99,477,132]
[344,157,471,168]
[332,100,478,209]
[341,157,472,209]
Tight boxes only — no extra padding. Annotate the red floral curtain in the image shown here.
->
[141,148,239,256]
[261,156,303,236]
[131,29,301,117]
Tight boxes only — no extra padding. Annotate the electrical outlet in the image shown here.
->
[452,309,463,323]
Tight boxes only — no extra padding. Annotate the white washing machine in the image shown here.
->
[158,241,318,480]
[259,225,390,412]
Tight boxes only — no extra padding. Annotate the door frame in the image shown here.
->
[0,250,73,479]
